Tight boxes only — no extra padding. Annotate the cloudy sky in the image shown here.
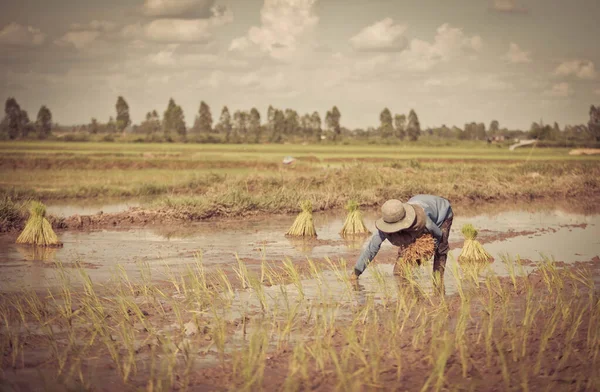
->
[0,0,599,130]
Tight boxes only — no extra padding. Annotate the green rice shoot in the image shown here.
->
[286,200,317,237]
[340,200,370,237]
[458,223,493,264]
[16,201,62,247]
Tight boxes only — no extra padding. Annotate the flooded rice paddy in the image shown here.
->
[1,202,598,295]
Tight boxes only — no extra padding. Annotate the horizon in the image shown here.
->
[1,0,599,130]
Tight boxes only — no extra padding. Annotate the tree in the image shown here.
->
[271,109,285,143]
[107,116,117,133]
[218,106,232,142]
[588,105,600,141]
[394,114,406,140]
[311,111,322,142]
[233,110,249,143]
[379,108,393,138]
[489,120,499,136]
[406,109,421,141]
[138,111,161,134]
[325,106,341,141]
[284,109,300,138]
[115,96,131,135]
[194,101,212,134]
[475,123,486,140]
[4,98,22,139]
[163,98,186,137]
[90,118,99,134]
[19,110,33,138]
[249,108,261,143]
[36,106,52,139]
[301,113,312,140]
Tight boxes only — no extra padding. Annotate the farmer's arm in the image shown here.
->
[354,230,386,276]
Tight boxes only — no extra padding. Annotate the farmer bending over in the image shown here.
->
[351,194,453,280]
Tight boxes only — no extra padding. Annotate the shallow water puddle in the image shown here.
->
[46,199,142,217]
[0,206,598,292]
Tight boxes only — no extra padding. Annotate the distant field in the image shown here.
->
[1,141,598,210]
[1,141,598,162]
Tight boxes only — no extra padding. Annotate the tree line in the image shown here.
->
[2,96,599,144]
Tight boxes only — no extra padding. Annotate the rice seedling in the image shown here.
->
[340,200,370,237]
[398,234,435,265]
[16,201,62,247]
[458,224,493,264]
[286,200,317,237]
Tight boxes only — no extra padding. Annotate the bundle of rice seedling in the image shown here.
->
[458,223,493,264]
[399,234,436,265]
[16,201,62,247]
[286,200,317,237]
[340,200,370,237]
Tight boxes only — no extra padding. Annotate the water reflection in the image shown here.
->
[16,245,58,262]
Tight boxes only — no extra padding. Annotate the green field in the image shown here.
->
[1,141,599,223]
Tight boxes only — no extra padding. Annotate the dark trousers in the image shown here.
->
[433,214,453,275]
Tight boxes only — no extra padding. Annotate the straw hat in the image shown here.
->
[375,199,417,233]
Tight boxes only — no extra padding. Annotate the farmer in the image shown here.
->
[351,194,453,281]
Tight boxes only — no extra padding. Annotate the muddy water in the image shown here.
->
[0,205,598,294]
[46,199,143,217]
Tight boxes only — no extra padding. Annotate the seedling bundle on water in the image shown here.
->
[16,201,62,247]
[458,223,493,264]
[340,200,370,237]
[286,200,317,237]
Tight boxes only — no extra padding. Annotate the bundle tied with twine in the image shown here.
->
[400,234,436,265]
[340,200,370,237]
[286,200,317,237]
[16,201,62,247]
[458,224,493,264]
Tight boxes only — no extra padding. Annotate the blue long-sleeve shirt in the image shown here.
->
[354,195,453,275]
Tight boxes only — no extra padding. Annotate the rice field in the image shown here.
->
[0,140,599,391]
[0,254,598,391]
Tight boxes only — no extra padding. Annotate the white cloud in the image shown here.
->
[424,76,469,88]
[349,18,408,52]
[55,31,101,50]
[70,20,117,32]
[544,82,574,97]
[397,24,483,71]
[504,42,531,63]
[124,5,232,43]
[149,49,177,66]
[492,0,527,13]
[143,0,215,18]
[475,74,513,91]
[424,74,512,91]
[229,0,318,60]
[554,60,597,80]
[0,23,46,46]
